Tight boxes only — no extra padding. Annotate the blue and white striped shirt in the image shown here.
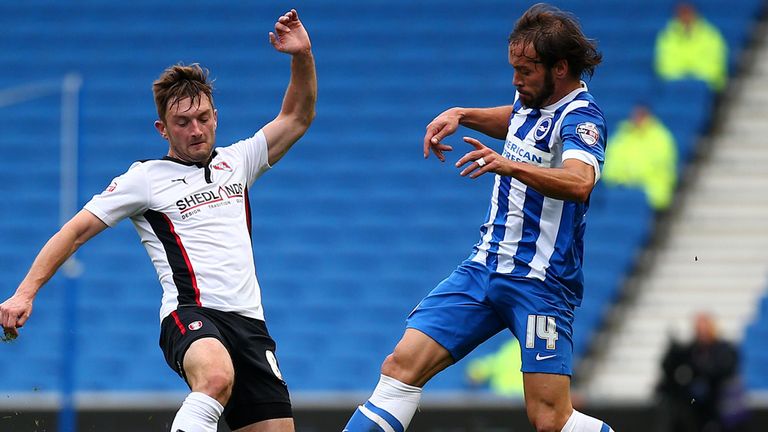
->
[470,83,606,305]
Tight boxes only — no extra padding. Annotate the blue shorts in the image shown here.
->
[406,260,575,375]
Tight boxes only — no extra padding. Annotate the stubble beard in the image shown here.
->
[522,69,555,109]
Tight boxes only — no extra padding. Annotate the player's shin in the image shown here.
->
[342,374,422,432]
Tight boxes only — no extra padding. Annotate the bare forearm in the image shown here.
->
[506,162,593,202]
[280,50,317,127]
[265,50,317,165]
[456,106,513,140]
[17,226,81,298]
[2,211,103,336]
[16,210,105,299]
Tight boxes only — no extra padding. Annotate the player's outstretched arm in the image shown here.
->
[455,137,595,202]
[424,106,513,161]
[0,210,106,339]
[263,9,317,166]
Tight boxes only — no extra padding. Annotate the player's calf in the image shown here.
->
[523,374,613,432]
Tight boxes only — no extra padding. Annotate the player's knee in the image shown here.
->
[526,402,568,432]
[194,369,234,403]
[528,412,560,432]
[380,351,421,386]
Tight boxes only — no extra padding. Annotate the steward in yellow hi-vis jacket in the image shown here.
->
[655,2,728,91]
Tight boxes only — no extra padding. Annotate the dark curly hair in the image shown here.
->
[509,3,602,79]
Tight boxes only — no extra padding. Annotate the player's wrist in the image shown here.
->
[15,282,39,300]
[500,159,521,177]
[451,107,467,124]
[291,47,313,59]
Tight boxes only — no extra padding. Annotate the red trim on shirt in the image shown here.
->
[161,214,202,306]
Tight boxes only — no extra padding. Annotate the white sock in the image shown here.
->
[170,392,224,432]
[561,409,613,432]
[365,374,422,430]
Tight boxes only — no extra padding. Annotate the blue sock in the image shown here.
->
[343,404,385,432]
[343,375,421,432]
[343,401,404,432]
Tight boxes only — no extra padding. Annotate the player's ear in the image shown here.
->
[553,59,569,79]
[155,120,168,140]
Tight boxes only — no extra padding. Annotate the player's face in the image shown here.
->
[509,43,555,109]
[159,94,218,163]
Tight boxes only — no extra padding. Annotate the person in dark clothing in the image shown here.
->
[657,312,745,432]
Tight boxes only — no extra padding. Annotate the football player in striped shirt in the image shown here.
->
[343,4,614,432]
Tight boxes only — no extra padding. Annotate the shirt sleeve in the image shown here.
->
[560,105,607,184]
[227,129,271,186]
[83,162,150,227]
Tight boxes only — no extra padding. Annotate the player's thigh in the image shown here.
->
[183,336,235,392]
[487,275,575,376]
[523,372,573,430]
[233,417,294,432]
[159,308,234,390]
[405,259,505,366]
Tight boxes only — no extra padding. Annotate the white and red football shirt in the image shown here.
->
[84,130,271,321]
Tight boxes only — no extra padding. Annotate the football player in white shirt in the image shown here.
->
[0,9,315,432]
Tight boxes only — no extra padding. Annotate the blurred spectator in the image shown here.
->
[655,2,728,91]
[656,312,747,432]
[602,104,677,210]
[466,338,524,398]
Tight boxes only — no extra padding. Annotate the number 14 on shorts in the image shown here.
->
[525,315,558,350]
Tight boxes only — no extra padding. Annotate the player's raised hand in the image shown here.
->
[269,9,311,55]
[0,294,33,341]
[423,109,462,161]
[455,136,508,178]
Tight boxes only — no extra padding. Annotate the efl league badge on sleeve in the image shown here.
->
[576,122,599,146]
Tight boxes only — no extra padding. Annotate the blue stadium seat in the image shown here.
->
[744,290,768,390]
[0,0,761,394]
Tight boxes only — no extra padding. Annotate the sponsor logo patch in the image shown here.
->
[175,182,245,213]
[576,122,599,146]
[188,321,203,331]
